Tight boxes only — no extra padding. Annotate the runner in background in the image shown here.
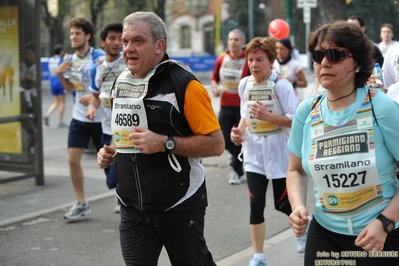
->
[273,38,307,101]
[57,17,105,220]
[44,44,67,128]
[86,22,125,213]
[211,28,250,185]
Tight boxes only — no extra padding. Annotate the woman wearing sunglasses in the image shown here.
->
[230,37,298,266]
[287,21,399,265]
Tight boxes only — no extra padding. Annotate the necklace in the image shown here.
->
[76,47,91,59]
[327,87,356,102]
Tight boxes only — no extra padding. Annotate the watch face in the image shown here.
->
[166,140,175,150]
[387,223,395,232]
[378,214,395,233]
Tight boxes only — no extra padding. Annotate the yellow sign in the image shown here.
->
[113,129,140,154]
[323,185,383,213]
[248,121,281,135]
[0,6,21,154]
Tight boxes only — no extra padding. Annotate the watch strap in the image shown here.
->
[377,214,395,233]
[164,136,175,153]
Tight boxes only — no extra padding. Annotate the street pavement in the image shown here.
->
[0,71,316,266]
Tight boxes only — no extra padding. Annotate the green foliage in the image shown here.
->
[40,0,399,56]
[41,0,166,55]
[226,0,399,53]
[227,0,267,42]
[347,0,399,43]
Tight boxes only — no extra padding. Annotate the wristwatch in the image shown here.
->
[376,214,395,233]
[164,136,175,153]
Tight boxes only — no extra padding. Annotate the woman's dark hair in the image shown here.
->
[308,21,374,88]
[278,38,293,52]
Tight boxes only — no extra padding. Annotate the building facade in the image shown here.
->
[165,0,230,56]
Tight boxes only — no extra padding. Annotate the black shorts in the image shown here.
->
[67,119,102,150]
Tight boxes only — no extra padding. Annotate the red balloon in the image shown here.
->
[268,19,290,40]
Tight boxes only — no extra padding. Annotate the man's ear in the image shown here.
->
[100,39,105,48]
[155,39,166,54]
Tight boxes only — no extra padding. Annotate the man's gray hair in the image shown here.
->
[124,12,167,52]
[229,28,246,43]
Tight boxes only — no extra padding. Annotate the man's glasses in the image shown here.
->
[312,49,354,63]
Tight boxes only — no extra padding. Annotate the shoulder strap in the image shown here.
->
[368,88,379,125]
[311,91,324,111]
[274,75,282,100]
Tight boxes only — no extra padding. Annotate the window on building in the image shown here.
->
[180,25,191,49]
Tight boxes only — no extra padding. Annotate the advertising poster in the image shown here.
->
[0,5,21,154]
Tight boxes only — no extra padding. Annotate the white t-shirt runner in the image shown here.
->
[63,47,104,122]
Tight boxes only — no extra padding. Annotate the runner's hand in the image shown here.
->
[289,206,309,237]
[97,145,116,169]
[355,219,387,251]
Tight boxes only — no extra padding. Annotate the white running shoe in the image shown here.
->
[228,173,243,185]
[297,234,306,253]
[64,202,91,220]
[249,256,266,266]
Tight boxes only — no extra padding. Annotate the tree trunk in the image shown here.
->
[49,19,65,53]
[153,0,166,20]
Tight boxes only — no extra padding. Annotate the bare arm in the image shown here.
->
[295,70,308,88]
[130,127,224,158]
[287,152,308,210]
[380,191,399,224]
[172,130,224,157]
[231,117,247,146]
[86,93,101,120]
[287,152,310,237]
[56,61,75,93]
[210,80,221,97]
[355,189,399,251]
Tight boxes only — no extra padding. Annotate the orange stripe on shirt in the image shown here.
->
[184,80,221,135]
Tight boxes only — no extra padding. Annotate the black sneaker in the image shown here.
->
[44,116,49,126]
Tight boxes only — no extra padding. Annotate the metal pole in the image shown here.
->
[248,0,253,40]
[214,0,221,54]
[35,0,44,185]
[306,21,312,71]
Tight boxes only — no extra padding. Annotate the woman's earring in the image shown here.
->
[355,69,359,73]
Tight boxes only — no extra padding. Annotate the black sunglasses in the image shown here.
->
[312,49,354,63]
